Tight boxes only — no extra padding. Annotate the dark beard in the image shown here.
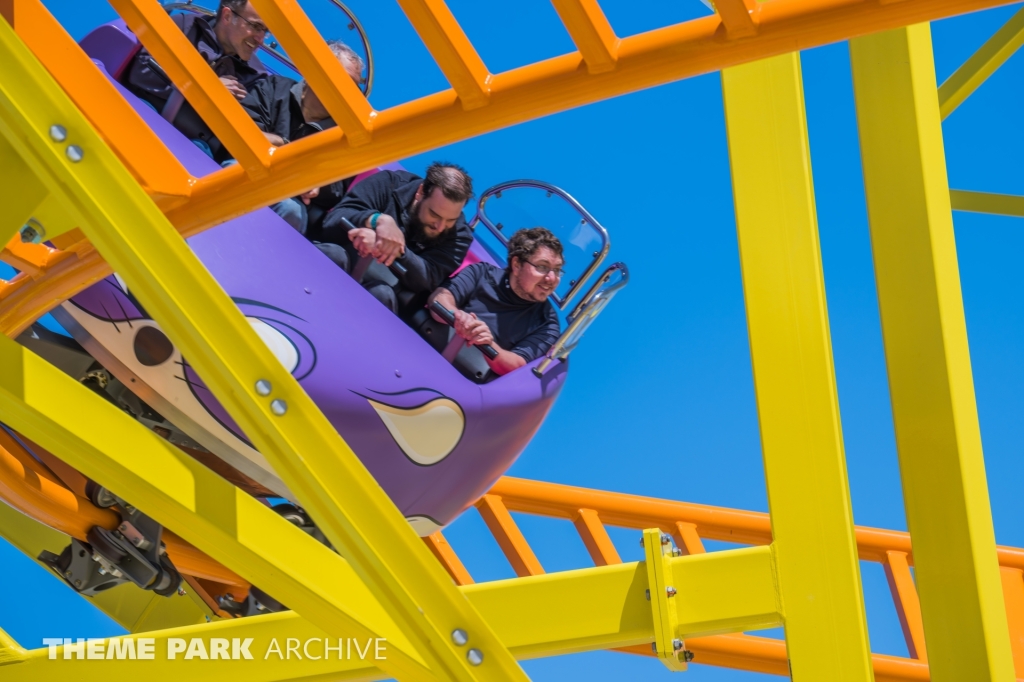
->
[405,200,445,246]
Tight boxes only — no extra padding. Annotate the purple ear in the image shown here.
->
[69,276,148,324]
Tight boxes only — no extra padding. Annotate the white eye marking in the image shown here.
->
[247,317,299,373]
[368,398,465,466]
[113,272,129,293]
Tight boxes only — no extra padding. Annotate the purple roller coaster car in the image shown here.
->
[56,19,627,536]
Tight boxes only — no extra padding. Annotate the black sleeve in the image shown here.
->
[511,304,561,362]
[320,171,395,245]
[238,79,274,133]
[439,263,487,308]
[398,219,473,293]
[238,76,293,140]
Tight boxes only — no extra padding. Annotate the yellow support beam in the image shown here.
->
[0,545,783,680]
[851,24,1015,681]
[722,52,875,680]
[0,124,47,244]
[0,624,26,666]
[949,188,1024,218]
[0,19,520,682]
[938,6,1024,119]
[0,500,214,634]
[0,335,431,679]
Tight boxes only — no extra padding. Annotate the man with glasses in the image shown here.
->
[427,227,563,377]
[124,0,270,163]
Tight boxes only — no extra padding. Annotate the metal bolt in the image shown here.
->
[49,124,67,142]
[639,537,645,547]
[74,579,82,587]
[682,650,695,662]
[177,587,187,596]
[65,571,73,578]
[255,379,272,396]
[645,589,650,601]
[451,629,468,646]
[672,639,683,651]
[19,224,44,244]
[672,547,683,557]
[661,533,671,545]
[270,399,287,415]
[651,642,657,653]
[66,145,84,162]
[666,586,677,598]
[467,648,483,666]
[98,567,107,575]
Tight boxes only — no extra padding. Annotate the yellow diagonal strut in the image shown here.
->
[851,24,1015,681]
[722,52,875,680]
[0,15,521,682]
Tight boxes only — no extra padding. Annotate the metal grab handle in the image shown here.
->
[429,301,499,360]
[341,216,407,280]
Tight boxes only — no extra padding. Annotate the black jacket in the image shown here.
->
[123,13,267,163]
[322,170,473,294]
[240,75,350,234]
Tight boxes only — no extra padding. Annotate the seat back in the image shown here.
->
[79,21,141,80]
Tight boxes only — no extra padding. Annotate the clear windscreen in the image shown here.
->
[475,183,609,309]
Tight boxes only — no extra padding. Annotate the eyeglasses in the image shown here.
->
[228,7,269,35]
[524,259,565,278]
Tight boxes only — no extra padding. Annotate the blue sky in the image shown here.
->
[2,1,1023,679]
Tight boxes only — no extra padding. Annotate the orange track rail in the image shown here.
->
[3,0,1023,675]
[0,428,245,585]
[422,477,1024,679]
[0,0,1018,336]
[4,422,1024,676]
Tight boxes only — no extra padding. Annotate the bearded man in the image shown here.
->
[319,163,474,314]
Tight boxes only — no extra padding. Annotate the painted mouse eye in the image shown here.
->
[247,317,299,374]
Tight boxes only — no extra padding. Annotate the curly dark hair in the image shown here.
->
[506,227,563,276]
[422,162,474,204]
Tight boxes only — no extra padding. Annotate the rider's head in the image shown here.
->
[214,0,267,62]
[410,163,474,241]
[507,227,564,303]
[301,41,365,122]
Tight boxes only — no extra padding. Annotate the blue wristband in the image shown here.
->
[370,212,381,230]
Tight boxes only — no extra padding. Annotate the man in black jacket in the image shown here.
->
[319,164,474,315]
[239,41,364,235]
[123,0,268,163]
[428,227,562,377]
